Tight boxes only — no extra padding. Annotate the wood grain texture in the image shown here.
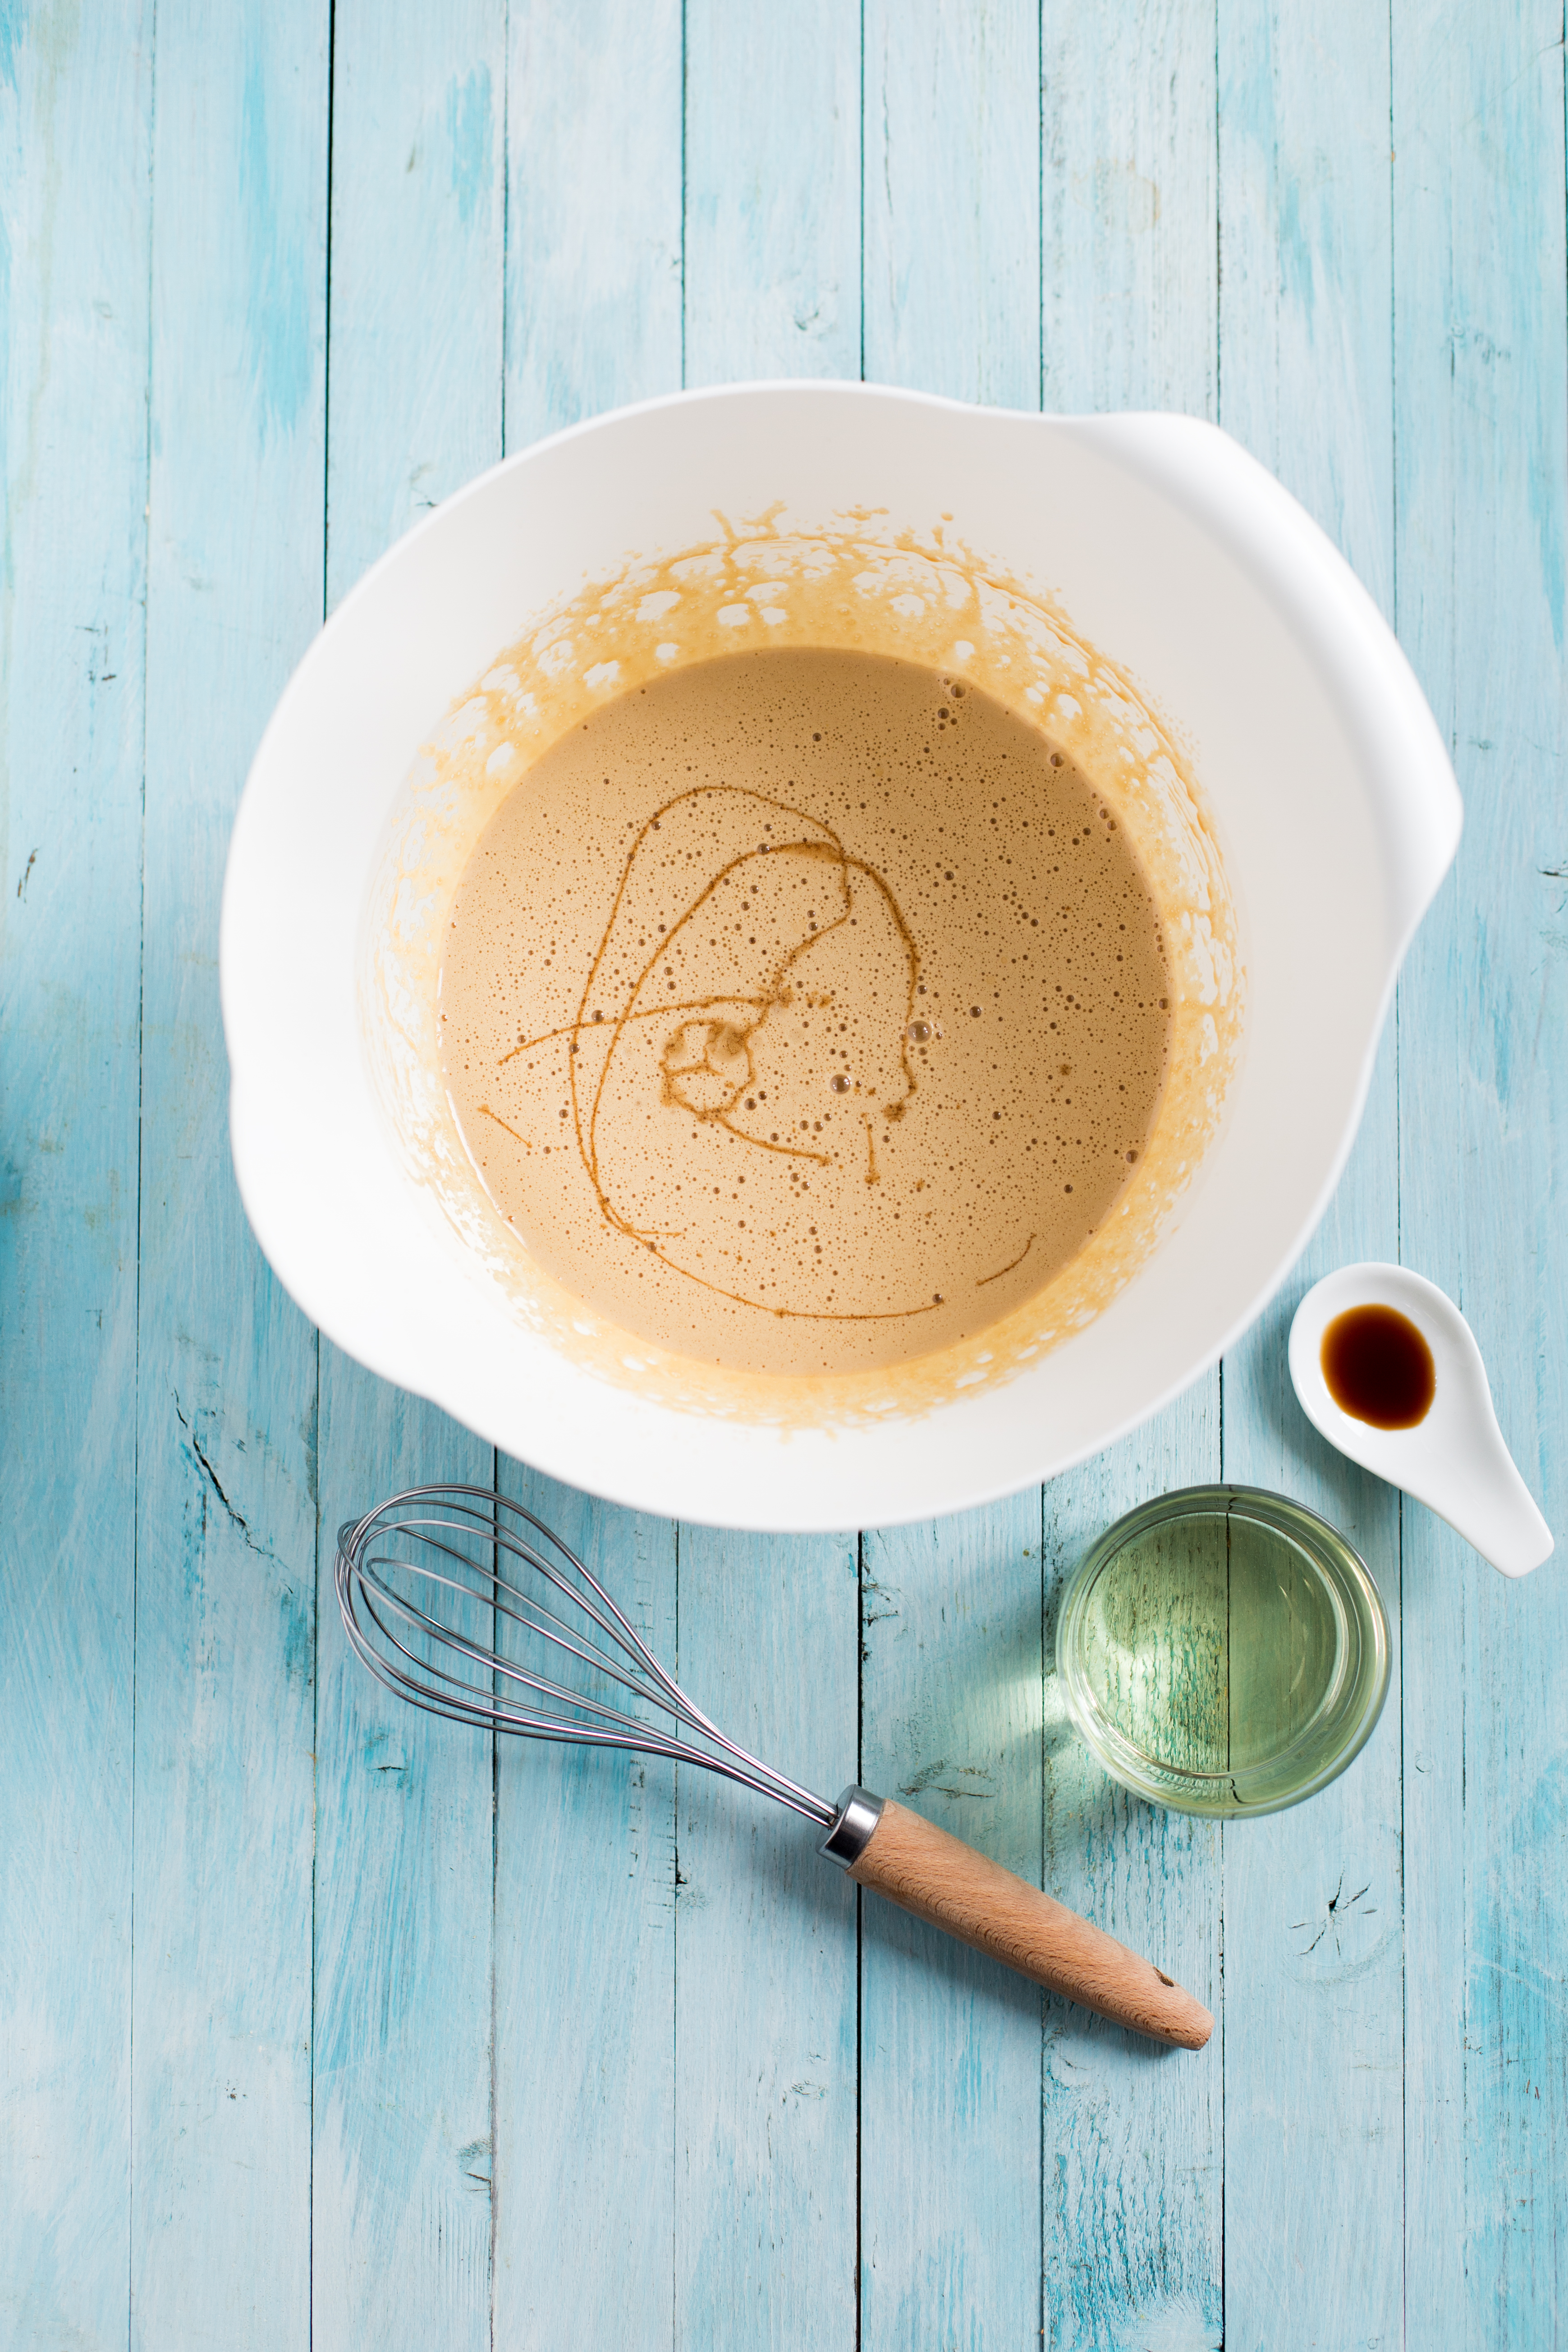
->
[863,0,1041,407]
[853,1798,1212,2043]
[1395,4,1568,2338]
[1042,0,1218,417]
[326,0,505,591]
[1041,1416,1224,2352]
[0,8,151,2344]
[1036,10,1224,2344]
[495,24,684,2343]
[506,0,683,441]
[860,1500,1047,2350]
[857,21,1046,2342]
[129,4,327,2342]
[312,1377,495,2350]
[310,10,504,2344]
[674,1528,859,2348]
[1216,6,1406,2343]
[683,0,862,386]
[675,31,863,2339]
[493,1470,678,2352]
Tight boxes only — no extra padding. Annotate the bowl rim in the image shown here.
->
[221,381,1462,1531]
[1055,1481,1394,1817]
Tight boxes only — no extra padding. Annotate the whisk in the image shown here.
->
[335,1484,1211,2048]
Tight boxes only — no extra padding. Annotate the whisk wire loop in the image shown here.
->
[355,1568,653,1736]
[360,1529,679,1723]
[335,1484,835,1826]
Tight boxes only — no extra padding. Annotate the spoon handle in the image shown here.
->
[840,1795,1212,2048]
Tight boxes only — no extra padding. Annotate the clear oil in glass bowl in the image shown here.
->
[1055,1485,1390,1817]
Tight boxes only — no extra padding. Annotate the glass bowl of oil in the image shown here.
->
[1056,1485,1390,1817]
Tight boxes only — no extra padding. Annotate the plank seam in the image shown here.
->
[307,1394,321,2352]
[500,0,511,458]
[855,1528,864,2352]
[679,0,688,394]
[1213,0,1223,429]
[1036,0,1045,415]
[1389,12,1408,2346]
[493,7,511,2328]
[1037,1475,1047,2349]
[309,9,336,2344]
[1214,17,1226,2316]
[490,1449,500,2352]
[129,3,162,2340]
[858,0,866,386]
[672,1515,681,2352]
[1032,27,1047,2314]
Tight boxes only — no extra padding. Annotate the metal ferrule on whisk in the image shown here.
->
[817,1786,885,1868]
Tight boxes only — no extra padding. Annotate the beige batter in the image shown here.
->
[439,646,1172,1375]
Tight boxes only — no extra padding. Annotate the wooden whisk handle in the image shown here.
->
[827,1793,1211,2049]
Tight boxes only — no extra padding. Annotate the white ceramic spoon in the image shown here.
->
[1288,1263,1554,1579]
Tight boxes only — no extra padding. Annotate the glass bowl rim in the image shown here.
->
[1055,1482,1392,1819]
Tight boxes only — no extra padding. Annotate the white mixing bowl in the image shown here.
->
[221,383,1459,1531]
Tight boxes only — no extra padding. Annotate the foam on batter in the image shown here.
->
[439,646,1171,1374]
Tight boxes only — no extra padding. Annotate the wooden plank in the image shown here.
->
[1394,4,1568,2338]
[495,14,684,2346]
[1035,7,1225,2344]
[1215,5,1404,2343]
[309,8,504,2345]
[325,0,504,592]
[0,9,151,2345]
[312,1373,495,2352]
[1041,0,1218,417]
[857,13,1046,2345]
[1218,0,1394,605]
[129,5,327,2342]
[505,0,684,440]
[491,1471,678,2352]
[683,0,861,386]
[674,19,864,2338]
[862,0,1041,407]
[860,1501,1046,2349]
[1041,1412,1223,2352]
[1215,1120,1404,2352]
[674,1527,860,2345]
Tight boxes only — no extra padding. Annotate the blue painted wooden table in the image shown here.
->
[4,4,1565,2345]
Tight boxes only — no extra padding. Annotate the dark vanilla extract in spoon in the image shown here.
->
[1320,1303,1435,1430]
